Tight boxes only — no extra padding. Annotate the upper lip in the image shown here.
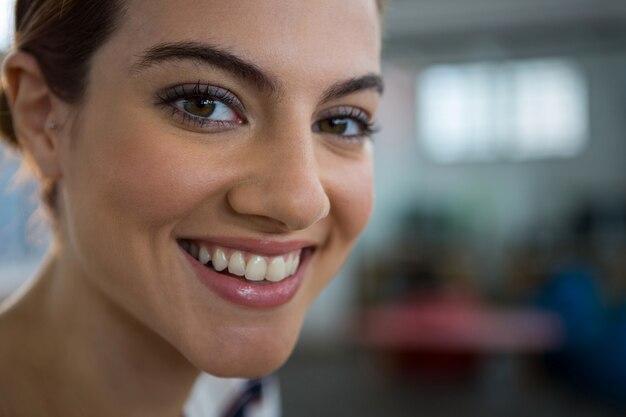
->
[181,236,316,256]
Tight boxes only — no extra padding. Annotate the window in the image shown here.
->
[417,58,589,163]
[0,0,13,51]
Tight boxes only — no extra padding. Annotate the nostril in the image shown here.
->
[229,213,306,234]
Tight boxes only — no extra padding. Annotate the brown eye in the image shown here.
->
[312,105,376,140]
[172,97,240,123]
[182,98,217,118]
[158,83,245,129]
[318,118,350,135]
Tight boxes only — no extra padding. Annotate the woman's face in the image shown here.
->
[57,0,381,377]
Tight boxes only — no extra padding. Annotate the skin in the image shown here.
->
[0,0,381,416]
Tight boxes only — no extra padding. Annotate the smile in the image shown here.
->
[180,240,301,283]
[178,238,315,308]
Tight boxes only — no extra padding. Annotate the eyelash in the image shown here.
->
[315,106,379,141]
[155,82,379,141]
[155,82,245,130]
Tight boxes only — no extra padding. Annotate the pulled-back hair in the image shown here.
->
[1,0,125,149]
[0,0,125,210]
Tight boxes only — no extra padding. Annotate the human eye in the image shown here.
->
[312,106,378,142]
[155,82,245,131]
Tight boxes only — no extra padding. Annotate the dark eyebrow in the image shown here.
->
[320,74,384,103]
[130,41,279,94]
[131,41,383,103]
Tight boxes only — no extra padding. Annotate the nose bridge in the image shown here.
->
[274,141,327,210]
[227,134,330,232]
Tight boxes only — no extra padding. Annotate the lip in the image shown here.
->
[179,238,314,309]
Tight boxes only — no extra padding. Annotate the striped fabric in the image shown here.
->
[221,378,263,417]
[184,373,281,417]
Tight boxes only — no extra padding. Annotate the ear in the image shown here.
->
[2,51,63,180]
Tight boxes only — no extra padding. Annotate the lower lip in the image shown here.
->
[182,247,310,309]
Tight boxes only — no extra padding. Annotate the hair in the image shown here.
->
[1,0,125,210]
[0,0,387,210]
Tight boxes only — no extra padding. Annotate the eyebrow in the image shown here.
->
[131,41,383,101]
[320,74,384,103]
[131,41,278,93]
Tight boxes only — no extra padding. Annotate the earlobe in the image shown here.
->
[2,51,63,180]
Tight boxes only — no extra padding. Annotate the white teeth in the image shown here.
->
[189,243,199,259]
[291,255,300,275]
[284,255,294,277]
[245,256,267,281]
[228,251,246,276]
[187,242,303,282]
[266,256,286,282]
[212,248,228,271]
[199,246,211,265]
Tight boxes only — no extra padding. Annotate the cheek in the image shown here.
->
[302,151,373,300]
[71,116,228,228]
[327,153,374,241]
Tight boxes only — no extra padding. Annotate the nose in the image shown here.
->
[226,134,331,233]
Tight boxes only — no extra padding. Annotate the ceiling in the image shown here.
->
[384,0,626,39]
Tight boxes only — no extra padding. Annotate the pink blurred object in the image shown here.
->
[355,295,564,353]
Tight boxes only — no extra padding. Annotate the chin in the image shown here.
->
[180,319,303,379]
[199,349,293,379]
[191,341,297,379]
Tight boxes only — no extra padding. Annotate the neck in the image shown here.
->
[0,250,200,417]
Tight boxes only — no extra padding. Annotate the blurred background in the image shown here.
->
[2,0,626,416]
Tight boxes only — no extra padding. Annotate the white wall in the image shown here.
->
[362,45,626,285]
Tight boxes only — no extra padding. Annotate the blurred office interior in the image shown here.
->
[1,0,626,416]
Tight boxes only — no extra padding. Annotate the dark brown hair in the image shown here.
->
[1,0,124,147]
[0,0,387,210]
[0,0,124,210]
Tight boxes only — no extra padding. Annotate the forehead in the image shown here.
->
[103,0,381,85]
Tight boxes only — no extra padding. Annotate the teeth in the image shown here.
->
[266,256,286,282]
[284,255,294,277]
[245,256,267,281]
[185,241,303,282]
[212,248,228,271]
[228,251,246,276]
[199,246,211,265]
[291,255,300,275]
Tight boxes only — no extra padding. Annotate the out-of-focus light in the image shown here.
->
[417,58,589,163]
[0,0,14,51]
